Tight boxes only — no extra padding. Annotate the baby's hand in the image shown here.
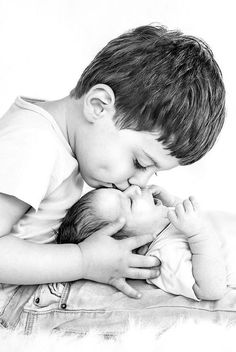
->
[167,196,205,237]
[147,184,182,207]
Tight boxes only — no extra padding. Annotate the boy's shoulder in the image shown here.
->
[0,96,62,145]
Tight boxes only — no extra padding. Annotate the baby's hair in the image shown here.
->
[56,190,109,244]
[56,189,132,244]
[71,24,225,165]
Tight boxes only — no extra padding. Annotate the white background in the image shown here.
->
[0,0,235,213]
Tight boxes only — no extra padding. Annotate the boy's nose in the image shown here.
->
[114,181,131,191]
[128,168,155,188]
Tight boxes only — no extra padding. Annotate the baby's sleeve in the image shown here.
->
[147,239,200,301]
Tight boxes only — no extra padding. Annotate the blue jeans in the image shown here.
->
[1,280,236,336]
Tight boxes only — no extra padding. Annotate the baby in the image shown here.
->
[56,185,233,301]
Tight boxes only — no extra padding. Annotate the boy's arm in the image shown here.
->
[0,193,159,298]
[0,193,88,283]
[168,197,227,300]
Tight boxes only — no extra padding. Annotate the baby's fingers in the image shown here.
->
[167,209,178,224]
[189,196,199,211]
[175,203,185,217]
[110,278,141,299]
[147,184,162,196]
[183,198,194,213]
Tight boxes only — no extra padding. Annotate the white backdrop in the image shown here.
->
[0,0,235,213]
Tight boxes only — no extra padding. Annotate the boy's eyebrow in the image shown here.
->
[142,150,160,168]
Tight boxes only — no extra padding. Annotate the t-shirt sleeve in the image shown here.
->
[0,119,58,210]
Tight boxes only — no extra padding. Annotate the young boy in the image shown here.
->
[0,24,225,332]
[57,185,232,301]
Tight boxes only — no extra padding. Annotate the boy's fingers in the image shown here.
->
[129,254,161,268]
[95,218,126,237]
[109,278,141,299]
[126,268,160,280]
[126,234,154,250]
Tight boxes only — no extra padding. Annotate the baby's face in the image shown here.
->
[93,185,169,236]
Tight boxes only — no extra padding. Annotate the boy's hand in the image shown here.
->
[147,185,182,207]
[79,219,160,299]
[167,196,205,237]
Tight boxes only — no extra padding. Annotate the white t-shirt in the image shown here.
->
[0,97,84,243]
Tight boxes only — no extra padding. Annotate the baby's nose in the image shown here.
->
[124,185,142,197]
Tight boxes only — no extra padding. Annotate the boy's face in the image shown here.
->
[74,86,179,190]
[77,127,179,191]
[93,186,170,236]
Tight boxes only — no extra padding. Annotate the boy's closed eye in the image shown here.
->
[133,158,147,170]
[133,151,160,175]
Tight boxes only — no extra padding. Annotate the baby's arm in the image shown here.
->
[168,197,227,300]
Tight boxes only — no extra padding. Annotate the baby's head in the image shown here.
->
[56,186,169,244]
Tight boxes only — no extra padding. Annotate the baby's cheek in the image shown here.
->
[128,217,155,235]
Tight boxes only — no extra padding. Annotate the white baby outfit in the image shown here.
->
[147,222,236,300]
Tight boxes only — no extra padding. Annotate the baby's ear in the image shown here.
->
[83,84,116,123]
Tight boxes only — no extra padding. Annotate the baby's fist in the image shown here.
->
[167,196,204,236]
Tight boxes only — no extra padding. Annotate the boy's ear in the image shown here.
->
[83,84,116,123]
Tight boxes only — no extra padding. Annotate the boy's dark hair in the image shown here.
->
[71,25,225,165]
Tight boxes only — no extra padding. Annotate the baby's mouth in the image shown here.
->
[153,196,162,206]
